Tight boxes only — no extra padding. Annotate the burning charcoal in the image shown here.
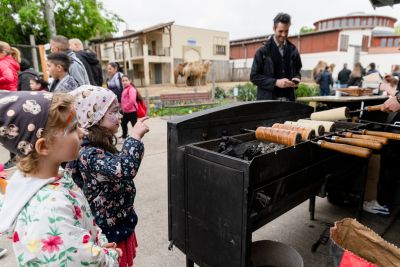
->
[243,145,262,161]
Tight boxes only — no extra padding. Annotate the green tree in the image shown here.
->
[299,26,314,34]
[0,0,123,45]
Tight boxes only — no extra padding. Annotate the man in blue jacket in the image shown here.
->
[250,13,302,101]
[317,66,333,96]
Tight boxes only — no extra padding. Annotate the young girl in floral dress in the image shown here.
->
[0,91,121,266]
[67,85,149,267]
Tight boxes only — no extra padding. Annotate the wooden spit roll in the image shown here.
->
[310,107,349,121]
[284,121,325,136]
[329,136,383,150]
[361,130,400,141]
[314,140,372,158]
[342,132,389,145]
[365,105,383,112]
[297,119,335,132]
[271,123,316,141]
[255,127,301,146]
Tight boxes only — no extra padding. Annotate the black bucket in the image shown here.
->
[251,240,304,267]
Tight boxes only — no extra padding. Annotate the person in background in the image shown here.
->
[30,76,49,91]
[67,86,149,267]
[392,65,400,79]
[337,63,351,88]
[120,75,138,141]
[347,62,364,87]
[47,52,79,93]
[366,62,381,77]
[317,66,333,96]
[0,41,21,171]
[0,91,121,266]
[106,62,124,103]
[0,41,20,91]
[18,58,39,91]
[50,35,90,86]
[381,75,400,112]
[69,38,104,86]
[250,13,302,101]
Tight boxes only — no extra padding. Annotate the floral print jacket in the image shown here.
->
[66,136,144,243]
[0,170,118,266]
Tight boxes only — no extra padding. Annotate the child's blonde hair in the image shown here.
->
[17,93,75,173]
[0,41,21,63]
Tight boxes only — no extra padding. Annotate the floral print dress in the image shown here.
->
[67,136,144,243]
[0,170,119,266]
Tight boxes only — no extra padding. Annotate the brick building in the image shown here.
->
[230,12,400,80]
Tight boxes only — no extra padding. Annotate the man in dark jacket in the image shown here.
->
[18,59,39,91]
[250,13,302,101]
[337,63,351,88]
[69,38,103,86]
[317,66,333,96]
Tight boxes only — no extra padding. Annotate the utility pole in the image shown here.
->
[44,0,57,37]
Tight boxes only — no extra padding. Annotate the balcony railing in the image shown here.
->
[148,47,170,57]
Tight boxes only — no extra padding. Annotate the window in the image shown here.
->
[214,45,226,55]
[361,19,366,26]
[380,38,387,47]
[340,35,349,51]
[327,20,333,29]
[334,19,340,28]
[368,18,373,26]
[348,18,354,27]
[388,38,393,47]
[378,18,382,26]
[355,18,360,26]
[213,36,227,55]
[341,18,347,27]
[362,35,369,52]
[322,21,326,29]
[373,17,378,26]
[395,38,399,47]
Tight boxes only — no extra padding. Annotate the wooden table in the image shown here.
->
[296,95,388,110]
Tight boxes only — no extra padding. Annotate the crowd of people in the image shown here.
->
[0,36,147,266]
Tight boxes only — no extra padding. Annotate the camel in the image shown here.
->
[174,62,187,84]
[174,60,212,86]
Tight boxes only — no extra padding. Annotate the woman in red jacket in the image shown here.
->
[0,41,21,171]
[0,41,21,91]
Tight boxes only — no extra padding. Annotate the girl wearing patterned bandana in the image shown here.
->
[66,86,149,267]
[0,91,121,266]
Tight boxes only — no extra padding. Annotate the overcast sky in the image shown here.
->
[101,0,400,40]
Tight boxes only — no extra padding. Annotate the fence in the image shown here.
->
[12,44,44,74]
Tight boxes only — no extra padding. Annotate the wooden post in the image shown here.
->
[38,45,48,81]
[29,35,39,72]
[211,66,215,100]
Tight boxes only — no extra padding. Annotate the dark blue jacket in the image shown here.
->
[318,70,333,90]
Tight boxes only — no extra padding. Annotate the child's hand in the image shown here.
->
[131,117,150,140]
[103,242,117,249]
[103,243,123,257]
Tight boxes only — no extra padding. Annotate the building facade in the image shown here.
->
[90,22,229,86]
[230,12,400,81]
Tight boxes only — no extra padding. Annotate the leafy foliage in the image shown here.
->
[299,26,314,34]
[214,86,227,99]
[295,83,319,97]
[0,0,123,44]
[229,82,257,101]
